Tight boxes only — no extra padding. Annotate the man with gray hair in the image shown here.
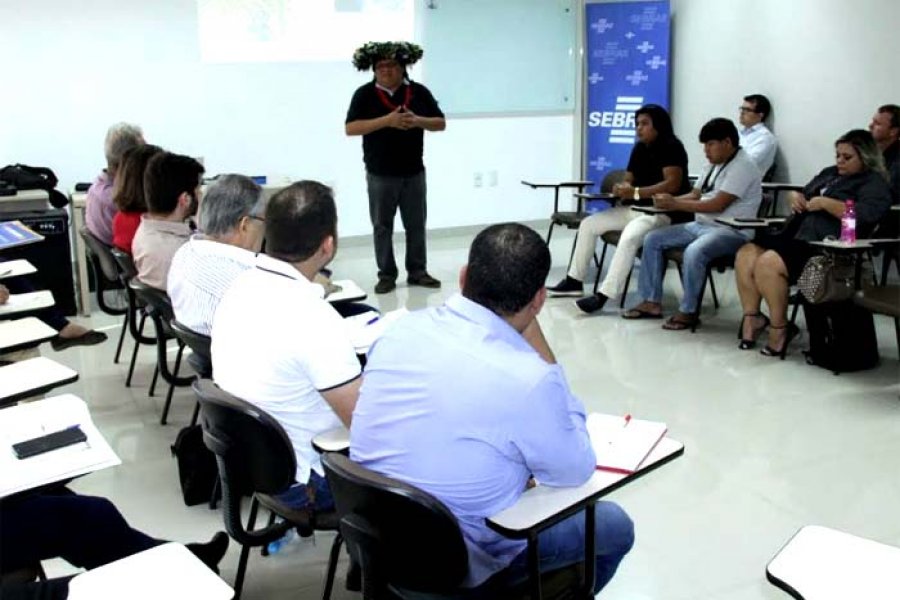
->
[85,122,144,244]
[168,174,266,336]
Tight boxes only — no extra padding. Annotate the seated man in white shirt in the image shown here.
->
[738,94,778,178]
[168,174,266,337]
[211,181,361,512]
[132,152,204,291]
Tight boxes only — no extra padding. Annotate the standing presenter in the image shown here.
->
[345,41,446,294]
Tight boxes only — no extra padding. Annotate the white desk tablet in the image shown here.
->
[0,290,55,317]
[68,543,234,600]
[0,356,78,406]
[767,525,900,599]
[312,426,350,454]
[0,259,38,279]
[0,317,57,353]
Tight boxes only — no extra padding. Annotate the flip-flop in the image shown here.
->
[621,308,664,320]
[662,314,700,330]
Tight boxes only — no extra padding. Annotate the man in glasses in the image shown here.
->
[622,118,762,330]
[738,94,778,178]
[345,41,446,295]
[168,174,267,337]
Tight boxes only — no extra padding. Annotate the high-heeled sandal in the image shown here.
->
[760,323,800,359]
[738,313,769,350]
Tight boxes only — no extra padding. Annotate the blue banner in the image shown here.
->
[584,1,671,191]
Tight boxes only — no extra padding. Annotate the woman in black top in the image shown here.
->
[734,129,892,355]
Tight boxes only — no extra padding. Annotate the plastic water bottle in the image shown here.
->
[839,199,856,243]
[266,528,296,555]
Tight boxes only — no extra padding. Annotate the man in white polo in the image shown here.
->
[212,180,361,512]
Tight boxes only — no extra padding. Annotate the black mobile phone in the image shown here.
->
[734,217,763,223]
[12,426,87,459]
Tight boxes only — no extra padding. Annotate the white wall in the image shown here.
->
[668,0,899,183]
[0,0,571,237]
[2,0,896,237]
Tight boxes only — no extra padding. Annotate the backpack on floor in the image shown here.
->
[802,300,879,374]
[170,424,218,506]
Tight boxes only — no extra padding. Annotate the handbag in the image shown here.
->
[797,253,872,304]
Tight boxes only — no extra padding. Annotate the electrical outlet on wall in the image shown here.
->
[487,170,498,187]
[473,172,483,188]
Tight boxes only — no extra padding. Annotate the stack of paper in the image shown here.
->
[587,413,667,474]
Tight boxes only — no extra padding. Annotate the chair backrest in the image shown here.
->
[110,248,138,281]
[170,319,212,376]
[321,452,469,595]
[192,379,297,546]
[600,169,627,194]
[79,227,120,283]
[129,279,174,321]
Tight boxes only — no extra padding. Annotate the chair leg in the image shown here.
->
[566,231,579,272]
[208,475,220,510]
[190,401,201,427]
[321,533,344,600]
[125,313,147,387]
[894,317,899,358]
[114,312,128,364]
[593,243,609,295]
[545,222,554,244]
[232,497,261,600]
[149,364,160,397]
[159,343,185,426]
[708,271,720,309]
[784,301,802,361]
[620,267,633,309]
[261,511,278,557]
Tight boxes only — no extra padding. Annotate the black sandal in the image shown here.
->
[738,313,770,350]
[760,323,800,359]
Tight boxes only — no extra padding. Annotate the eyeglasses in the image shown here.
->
[738,106,758,113]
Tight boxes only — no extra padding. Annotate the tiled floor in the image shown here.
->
[36,225,900,599]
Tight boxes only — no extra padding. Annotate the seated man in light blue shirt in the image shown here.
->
[738,94,777,177]
[623,118,762,330]
[350,223,634,593]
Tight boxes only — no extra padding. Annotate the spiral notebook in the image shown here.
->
[587,413,668,474]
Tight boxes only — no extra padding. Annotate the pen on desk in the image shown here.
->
[365,315,380,326]
[623,414,632,428]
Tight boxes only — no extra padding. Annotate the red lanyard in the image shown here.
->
[376,84,412,111]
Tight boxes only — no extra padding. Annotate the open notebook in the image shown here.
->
[587,413,667,474]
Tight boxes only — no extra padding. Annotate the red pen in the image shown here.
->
[623,414,632,428]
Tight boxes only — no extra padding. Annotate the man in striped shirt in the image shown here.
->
[168,174,266,337]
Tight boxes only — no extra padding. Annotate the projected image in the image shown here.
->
[197,0,415,63]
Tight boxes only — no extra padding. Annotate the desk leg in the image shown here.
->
[528,533,542,600]
[582,502,596,597]
[71,203,91,316]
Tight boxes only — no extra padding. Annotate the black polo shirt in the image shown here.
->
[625,136,692,197]
[345,80,444,177]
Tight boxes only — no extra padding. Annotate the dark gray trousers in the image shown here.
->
[366,171,427,281]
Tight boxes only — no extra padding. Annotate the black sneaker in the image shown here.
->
[374,278,396,294]
[407,273,441,288]
[547,277,583,296]
[50,330,108,352]
[576,293,608,314]
[186,531,229,573]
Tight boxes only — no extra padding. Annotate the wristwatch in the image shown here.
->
[633,187,641,201]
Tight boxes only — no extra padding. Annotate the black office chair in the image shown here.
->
[321,453,580,600]
[78,228,128,362]
[110,249,157,387]
[129,281,195,425]
[170,320,213,426]
[853,284,900,355]
[193,379,342,600]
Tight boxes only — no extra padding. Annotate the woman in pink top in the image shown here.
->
[112,144,163,254]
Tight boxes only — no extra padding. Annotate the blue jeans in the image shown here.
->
[275,471,335,512]
[502,500,634,594]
[638,222,748,314]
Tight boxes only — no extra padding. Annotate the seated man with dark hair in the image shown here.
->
[351,222,634,593]
[869,103,900,203]
[212,181,361,512]
[623,117,762,330]
[738,93,777,177]
[131,152,205,291]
